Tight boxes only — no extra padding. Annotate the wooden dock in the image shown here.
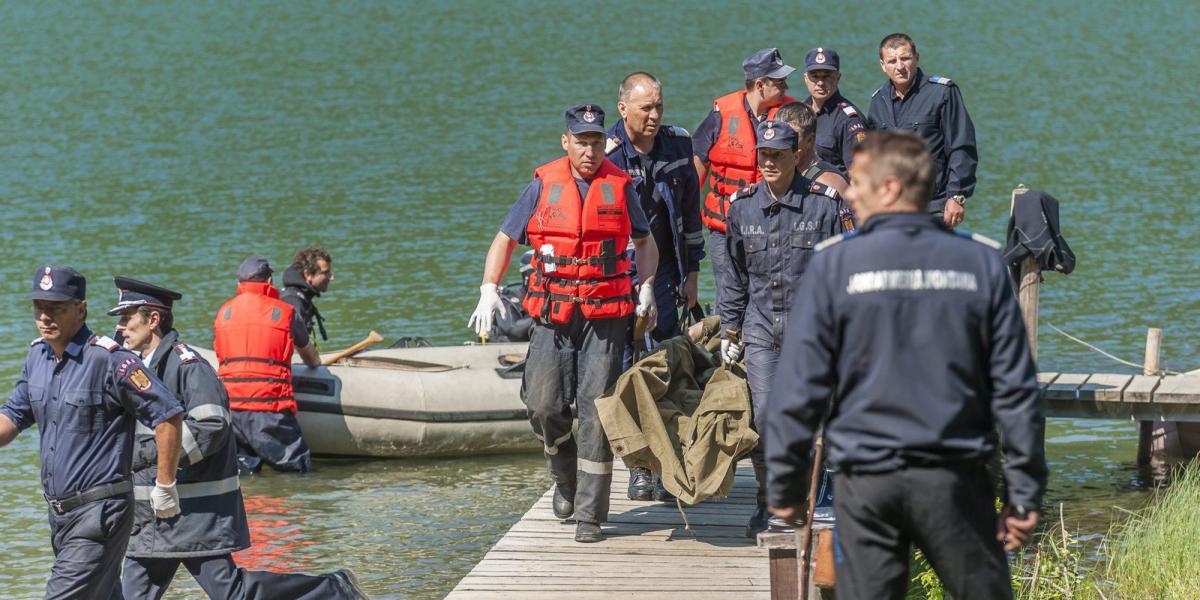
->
[1040,373,1200,421]
[447,460,770,599]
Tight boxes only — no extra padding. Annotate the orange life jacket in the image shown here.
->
[213,281,296,413]
[522,156,636,324]
[702,90,796,233]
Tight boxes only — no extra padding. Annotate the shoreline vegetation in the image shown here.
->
[910,461,1200,599]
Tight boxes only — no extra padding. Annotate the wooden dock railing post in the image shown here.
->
[1137,328,1163,466]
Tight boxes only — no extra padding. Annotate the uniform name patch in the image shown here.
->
[115,356,141,377]
[846,269,978,295]
[129,367,153,392]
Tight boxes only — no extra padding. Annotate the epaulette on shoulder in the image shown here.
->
[173,343,200,363]
[90,335,120,352]
[730,183,758,202]
[840,104,859,118]
[30,337,43,347]
[815,231,858,251]
[872,85,885,98]
[664,125,690,138]
[929,76,955,86]
[809,180,840,199]
[955,229,1001,250]
[605,136,622,155]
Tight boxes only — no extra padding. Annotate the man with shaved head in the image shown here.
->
[605,71,703,502]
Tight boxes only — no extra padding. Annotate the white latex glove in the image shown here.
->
[636,282,657,323]
[721,338,744,365]
[467,283,506,338]
[151,479,181,518]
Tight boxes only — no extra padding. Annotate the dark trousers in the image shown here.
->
[45,495,133,600]
[121,554,344,600]
[232,410,312,474]
[708,229,731,309]
[522,314,628,524]
[622,278,682,369]
[833,463,1012,600]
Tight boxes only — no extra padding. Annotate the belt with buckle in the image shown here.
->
[45,479,133,515]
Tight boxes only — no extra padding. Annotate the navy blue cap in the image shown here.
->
[755,119,798,150]
[565,104,606,135]
[107,276,182,316]
[743,48,795,80]
[237,254,274,282]
[804,47,840,72]
[29,265,86,302]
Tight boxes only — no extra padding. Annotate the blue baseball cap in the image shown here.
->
[237,254,274,282]
[743,48,795,80]
[804,47,840,72]
[107,276,182,316]
[29,265,86,302]
[755,120,799,150]
[565,104,606,135]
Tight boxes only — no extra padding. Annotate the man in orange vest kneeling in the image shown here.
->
[692,48,797,310]
[214,255,322,475]
[469,104,659,543]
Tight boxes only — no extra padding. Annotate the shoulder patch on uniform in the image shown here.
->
[815,231,857,251]
[91,335,120,352]
[929,76,955,86]
[666,125,690,138]
[712,102,720,112]
[956,230,1001,249]
[809,181,839,199]
[605,136,621,155]
[841,104,859,118]
[173,343,200,363]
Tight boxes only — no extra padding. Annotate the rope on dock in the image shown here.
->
[1044,321,1190,376]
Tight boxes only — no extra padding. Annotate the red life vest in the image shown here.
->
[212,281,297,414]
[522,156,636,324]
[702,90,796,233]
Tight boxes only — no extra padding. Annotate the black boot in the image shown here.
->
[552,482,575,519]
[652,474,675,502]
[627,467,655,501]
[575,521,604,543]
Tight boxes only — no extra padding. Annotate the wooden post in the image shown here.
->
[1137,328,1163,466]
[1010,186,1040,360]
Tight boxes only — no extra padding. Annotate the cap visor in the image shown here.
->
[756,140,795,150]
[106,303,135,316]
[805,64,837,72]
[765,65,796,79]
[568,124,606,135]
[28,291,76,302]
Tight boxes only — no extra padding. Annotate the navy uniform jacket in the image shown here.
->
[719,175,845,349]
[0,325,183,499]
[127,328,250,558]
[765,213,1047,511]
[605,119,705,288]
[867,70,978,207]
[803,91,867,173]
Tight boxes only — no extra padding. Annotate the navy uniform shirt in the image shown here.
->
[500,175,650,243]
[0,324,184,499]
[803,91,867,173]
[765,213,1047,511]
[867,70,978,204]
[605,120,704,286]
[719,175,845,348]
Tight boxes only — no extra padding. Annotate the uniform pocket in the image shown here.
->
[63,390,106,433]
[815,134,836,151]
[743,235,770,275]
[789,233,820,276]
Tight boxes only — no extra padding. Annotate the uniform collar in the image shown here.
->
[61,324,93,360]
[859,211,945,233]
[803,90,845,115]
[889,69,925,100]
[758,174,809,210]
[146,328,179,371]
[236,280,280,299]
[609,119,662,160]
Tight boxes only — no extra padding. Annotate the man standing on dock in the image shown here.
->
[0,265,185,600]
[469,104,659,543]
[110,277,367,600]
[693,48,797,310]
[800,47,867,174]
[868,33,977,228]
[605,71,703,501]
[718,120,845,538]
[214,255,322,474]
[765,131,1045,599]
[280,246,334,351]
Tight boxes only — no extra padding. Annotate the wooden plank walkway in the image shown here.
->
[447,459,768,600]
[1041,373,1200,421]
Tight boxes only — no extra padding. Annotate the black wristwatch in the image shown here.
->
[950,194,967,207]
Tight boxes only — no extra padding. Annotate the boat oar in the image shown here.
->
[321,331,385,366]
[798,434,825,600]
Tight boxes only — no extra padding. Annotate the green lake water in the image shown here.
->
[1,1,1197,597]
